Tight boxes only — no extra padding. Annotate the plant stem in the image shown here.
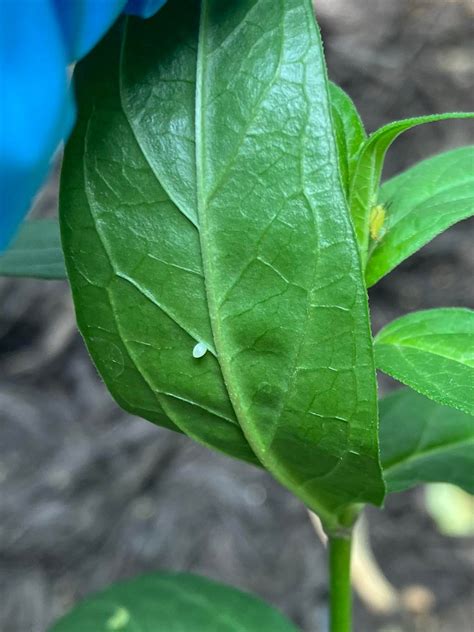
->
[329,535,352,632]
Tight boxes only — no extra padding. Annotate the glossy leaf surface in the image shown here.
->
[329,82,366,199]
[60,0,384,530]
[375,309,474,415]
[49,572,299,632]
[349,113,474,262]
[380,388,474,494]
[0,219,66,279]
[366,146,474,286]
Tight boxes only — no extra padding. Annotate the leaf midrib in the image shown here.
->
[376,336,474,367]
[120,17,199,230]
[82,113,239,430]
[382,185,474,235]
[384,434,474,475]
[194,0,287,443]
[202,6,286,207]
[380,148,473,206]
[195,0,330,459]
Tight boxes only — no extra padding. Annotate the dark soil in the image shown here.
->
[1,1,473,631]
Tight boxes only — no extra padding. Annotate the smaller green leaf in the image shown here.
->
[49,572,299,632]
[380,388,474,494]
[0,219,66,279]
[375,308,474,415]
[349,112,474,262]
[329,82,366,199]
[366,146,474,286]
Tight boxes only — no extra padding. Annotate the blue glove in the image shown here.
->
[0,0,167,251]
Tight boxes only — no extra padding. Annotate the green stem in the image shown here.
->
[329,535,352,632]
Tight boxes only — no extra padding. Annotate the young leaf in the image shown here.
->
[0,218,66,279]
[380,388,474,494]
[329,82,366,199]
[375,308,474,415]
[349,112,474,262]
[366,146,474,286]
[49,572,299,632]
[60,0,384,531]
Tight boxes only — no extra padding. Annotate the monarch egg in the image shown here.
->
[193,342,207,358]
[369,204,386,241]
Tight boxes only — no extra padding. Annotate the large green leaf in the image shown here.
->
[349,113,474,263]
[366,146,474,286]
[375,308,474,415]
[0,219,66,279]
[49,572,299,632]
[60,0,384,531]
[329,82,366,199]
[380,388,474,494]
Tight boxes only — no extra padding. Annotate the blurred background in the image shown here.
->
[1,1,473,630]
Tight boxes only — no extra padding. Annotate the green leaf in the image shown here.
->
[194,0,383,526]
[329,82,366,199]
[380,388,474,494]
[366,146,474,286]
[375,308,474,415]
[0,219,66,279]
[49,572,299,632]
[349,112,474,263]
[60,0,384,531]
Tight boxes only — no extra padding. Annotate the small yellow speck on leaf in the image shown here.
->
[369,204,386,241]
[106,607,130,630]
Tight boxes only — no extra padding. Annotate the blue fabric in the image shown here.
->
[125,0,168,19]
[0,0,167,251]
[52,1,127,61]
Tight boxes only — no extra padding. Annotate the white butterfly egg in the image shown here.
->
[192,342,207,359]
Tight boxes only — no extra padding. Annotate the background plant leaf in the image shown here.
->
[0,219,66,279]
[329,82,366,199]
[349,113,474,262]
[49,572,300,632]
[61,0,384,531]
[375,308,474,415]
[380,388,474,494]
[366,146,474,286]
